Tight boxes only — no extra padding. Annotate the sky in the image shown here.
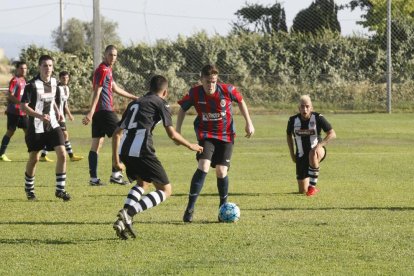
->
[0,0,366,59]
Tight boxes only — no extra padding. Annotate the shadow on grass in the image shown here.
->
[172,192,283,197]
[244,206,414,211]
[0,221,108,225]
[0,237,118,245]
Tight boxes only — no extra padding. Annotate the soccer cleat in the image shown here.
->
[0,154,11,162]
[55,190,71,201]
[40,156,54,162]
[26,192,37,201]
[89,178,106,186]
[110,175,129,185]
[306,186,319,197]
[117,209,136,239]
[70,155,84,162]
[113,219,129,240]
[183,209,194,223]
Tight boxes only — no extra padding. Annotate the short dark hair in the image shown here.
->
[149,75,168,93]
[14,61,26,69]
[201,64,219,77]
[104,45,117,53]
[38,55,54,65]
[59,71,69,78]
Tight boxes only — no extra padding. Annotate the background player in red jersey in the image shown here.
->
[176,64,255,222]
[82,45,138,186]
[0,61,28,162]
[286,95,336,196]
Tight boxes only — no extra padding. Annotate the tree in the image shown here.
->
[345,0,414,34]
[292,0,341,35]
[232,2,287,34]
[52,17,122,54]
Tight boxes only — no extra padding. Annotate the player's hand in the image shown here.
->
[245,123,255,138]
[82,113,92,125]
[189,144,203,153]
[68,114,74,121]
[113,161,125,172]
[40,114,50,122]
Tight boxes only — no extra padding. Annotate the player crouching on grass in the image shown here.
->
[112,75,203,239]
[286,95,336,196]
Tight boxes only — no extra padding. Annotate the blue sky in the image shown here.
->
[0,0,365,59]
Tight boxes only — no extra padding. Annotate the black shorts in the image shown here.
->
[120,155,170,185]
[92,110,119,138]
[25,127,65,152]
[7,113,28,131]
[197,138,233,168]
[296,147,327,180]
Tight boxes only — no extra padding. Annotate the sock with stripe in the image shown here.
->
[41,147,48,157]
[65,141,74,158]
[308,166,320,187]
[56,172,66,192]
[123,185,145,209]
[25,172,35,194]
[127,190,166,217]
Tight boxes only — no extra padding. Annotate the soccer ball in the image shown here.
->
[218,202,240,223]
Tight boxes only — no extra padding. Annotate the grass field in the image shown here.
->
[0,113,413,275]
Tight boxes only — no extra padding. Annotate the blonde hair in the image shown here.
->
[299,95,312,106]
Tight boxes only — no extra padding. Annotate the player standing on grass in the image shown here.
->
[40,71,83,162]
[286,95,336,196]
[113,75,203,239]
[0,61,28,162]
[20,55,71,201]
[82,45,138,186]
[176,64,255,223]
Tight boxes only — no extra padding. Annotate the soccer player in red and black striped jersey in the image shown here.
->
[286,95,336,196]
[0,61,28,162]
[82,45,138,186]
[177,64,255,222]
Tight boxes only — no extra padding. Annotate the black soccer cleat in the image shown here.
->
[183,209,194,223]
[89,178,106,186]
[117,209,136,239]
[55,190,71,201]
[110,175,130,185]
[26,192,37,201]
[113,219,129,240]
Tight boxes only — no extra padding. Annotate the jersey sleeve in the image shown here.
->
[177,89,194,111]
[21,82,33,104]
[93,66,107,88]
[159,100,173,127]
[227,85,243,103]
[8,78,18,96]
[286,116,294,135]
[318,114,332,132]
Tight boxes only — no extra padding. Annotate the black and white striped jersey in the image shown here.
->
[118,92,173,158]
[56,85,69,122]
[286,112,332,158]
[22,75,60,134]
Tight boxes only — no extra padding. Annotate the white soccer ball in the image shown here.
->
[218,202,240,223]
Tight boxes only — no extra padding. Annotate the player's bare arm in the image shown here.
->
[237,99,255,138]
[7,94,21,105]
[175,108,187,134]
[111,126,125,171]
[53,102,63,122]
[112,82,138,101]
[82,86,102,125]
[165,126,203,153]
[315,129,336,149]
[22,103,50,122]
[287,134,296,163]
[65,104,74,121]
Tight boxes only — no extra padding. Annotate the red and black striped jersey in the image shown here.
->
[93,62,114,112]
[178,83,243,142]
[7,76,26,116]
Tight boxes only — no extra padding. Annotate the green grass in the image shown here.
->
[0,113,413,275]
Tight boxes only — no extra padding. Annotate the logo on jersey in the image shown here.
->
[220,99,226,107]
[202,112,222,121]
[295,129,316,136]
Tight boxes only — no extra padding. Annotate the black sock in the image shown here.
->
[88,151,98,178]
[217,176,229,206]
[0,135,11,156]
[186,169,207,211]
